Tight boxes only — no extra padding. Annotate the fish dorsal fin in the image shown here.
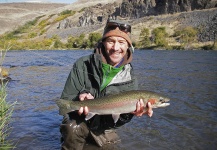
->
[85,112,96,121]
[112,114,120,123]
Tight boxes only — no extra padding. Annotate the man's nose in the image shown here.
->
[113,42,120,50]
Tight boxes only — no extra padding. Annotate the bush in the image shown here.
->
[38,19,50,30]
[174,26,198,49]
[51,35,65,49]
[88,32,102,48]
[28,32,37,38]
[60,10,73,16]
[152,27,168,47]
[139,28,151,48]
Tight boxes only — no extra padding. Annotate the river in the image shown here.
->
[3,50,217,150]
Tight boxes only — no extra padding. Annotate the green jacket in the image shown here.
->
[61,50,138,130]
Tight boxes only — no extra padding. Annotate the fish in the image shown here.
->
[56,90,170,123]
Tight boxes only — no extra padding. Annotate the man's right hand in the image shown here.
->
[78,93,94,115]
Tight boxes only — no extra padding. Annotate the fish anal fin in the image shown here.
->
[112,114,120,123]
[85,112,96,121]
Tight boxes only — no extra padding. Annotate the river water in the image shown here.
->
[3,50,217,150]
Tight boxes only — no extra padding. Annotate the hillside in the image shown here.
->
[0,0,121,34]
[0,3,66,34]
[0,0,216,50]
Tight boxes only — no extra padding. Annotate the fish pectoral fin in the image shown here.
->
[112,114,120,123]
[85,112,96,121]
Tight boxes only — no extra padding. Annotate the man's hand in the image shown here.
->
[78,93,94,115]
[132,99,153,117]
[79,93,94,101]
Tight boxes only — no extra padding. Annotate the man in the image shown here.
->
[60,19,153,150]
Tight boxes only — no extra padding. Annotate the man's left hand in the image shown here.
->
[132,99,153,117]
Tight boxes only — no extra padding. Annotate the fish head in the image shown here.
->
[147,96,170,108]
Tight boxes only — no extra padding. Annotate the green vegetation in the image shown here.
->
[139,28,151,48]
[0,32,103,50]
[0,83,16,150]
[137,26,214,50]
[54,10,76,23]
[38,19,50,30]
[0,7,215,50]
[88,32,102,48]
[3,16,43,40]
[0,47,16,149]
[138,26,169,49]
[51,35,66,49]
[152,27,169,48]
[67,34,86,49]
[173,26,198,49]
[28,32,37,38]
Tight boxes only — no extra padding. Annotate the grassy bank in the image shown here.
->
[0,49,16,150]
[0,20,216,50]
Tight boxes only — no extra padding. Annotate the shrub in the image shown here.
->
[139,28,151,48]
[174,26,198,49]
[152,27,168,47]
[51,35,65,49]
[28,32,37,38]
[88,32,102,48]
[38,19,49,30]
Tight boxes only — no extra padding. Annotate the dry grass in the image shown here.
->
[0,3,66,34]
[0,0,118,34]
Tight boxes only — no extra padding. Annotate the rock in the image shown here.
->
[0,67,11,83]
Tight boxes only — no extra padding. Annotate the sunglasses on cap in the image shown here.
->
[105,21,131,33]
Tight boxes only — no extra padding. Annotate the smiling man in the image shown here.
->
[59,18,153,150]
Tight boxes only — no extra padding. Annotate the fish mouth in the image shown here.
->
[153,102,170,108]
[160,98,170,107]
[153,98,170,108]
[161,102,170,107]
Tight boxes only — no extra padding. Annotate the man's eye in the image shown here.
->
[108,41,114,44]
[119,41,126,44]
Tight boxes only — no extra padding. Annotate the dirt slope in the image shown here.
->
[0,0,121,34]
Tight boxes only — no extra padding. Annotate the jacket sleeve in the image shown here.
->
[60,60,87,101]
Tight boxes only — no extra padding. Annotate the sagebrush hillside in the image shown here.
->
[0,0,216,50]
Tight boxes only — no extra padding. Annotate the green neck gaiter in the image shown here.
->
[100,63,123,91]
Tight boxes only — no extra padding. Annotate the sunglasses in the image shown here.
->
[105,21,131,33]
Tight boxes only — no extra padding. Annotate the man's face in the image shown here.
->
[103,36,129,66]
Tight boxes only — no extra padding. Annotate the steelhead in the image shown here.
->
[56,90,170,123]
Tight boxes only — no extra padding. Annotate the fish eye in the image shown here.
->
[159,97,164,102]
